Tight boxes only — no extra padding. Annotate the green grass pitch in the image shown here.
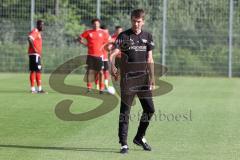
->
[0,73,239,160]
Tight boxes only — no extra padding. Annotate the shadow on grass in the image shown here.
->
[0,90,56,94]
[0,90,28,94]
[0,144,141,153]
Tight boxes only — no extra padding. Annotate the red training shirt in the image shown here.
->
[111,33,118,42]
[28,28,42,56]
[80,29,109,58]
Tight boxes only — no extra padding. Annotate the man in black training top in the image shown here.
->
[110,9,155,154]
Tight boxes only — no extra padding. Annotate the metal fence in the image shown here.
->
[0,0,239,77]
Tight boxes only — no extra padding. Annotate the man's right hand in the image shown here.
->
[110,63,119,80]
[110,48,121,80]
[149,78,155,91]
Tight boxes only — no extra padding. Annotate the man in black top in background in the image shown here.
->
[110,9,155,154]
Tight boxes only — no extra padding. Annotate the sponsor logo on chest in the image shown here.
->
[142,39,147,43]
[130,45,147,52]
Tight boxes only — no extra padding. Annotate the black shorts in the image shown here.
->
[29,55,41,72]
[103,61,109,71]
[86,55,104,71]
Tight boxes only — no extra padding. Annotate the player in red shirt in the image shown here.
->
[78,18,109,93]
[94,24,112,90]
[28,20,46,94]
[111,26,123,42]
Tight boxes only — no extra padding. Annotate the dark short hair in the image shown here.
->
[131,9,145,20]
[36,20,43,26]
[91,18,101,24]
[115,26,122,30]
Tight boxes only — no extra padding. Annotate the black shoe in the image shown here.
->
[99,90,104,94]
[120,145,129,154]
[38,90,48,94]
[133,137,151,151]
